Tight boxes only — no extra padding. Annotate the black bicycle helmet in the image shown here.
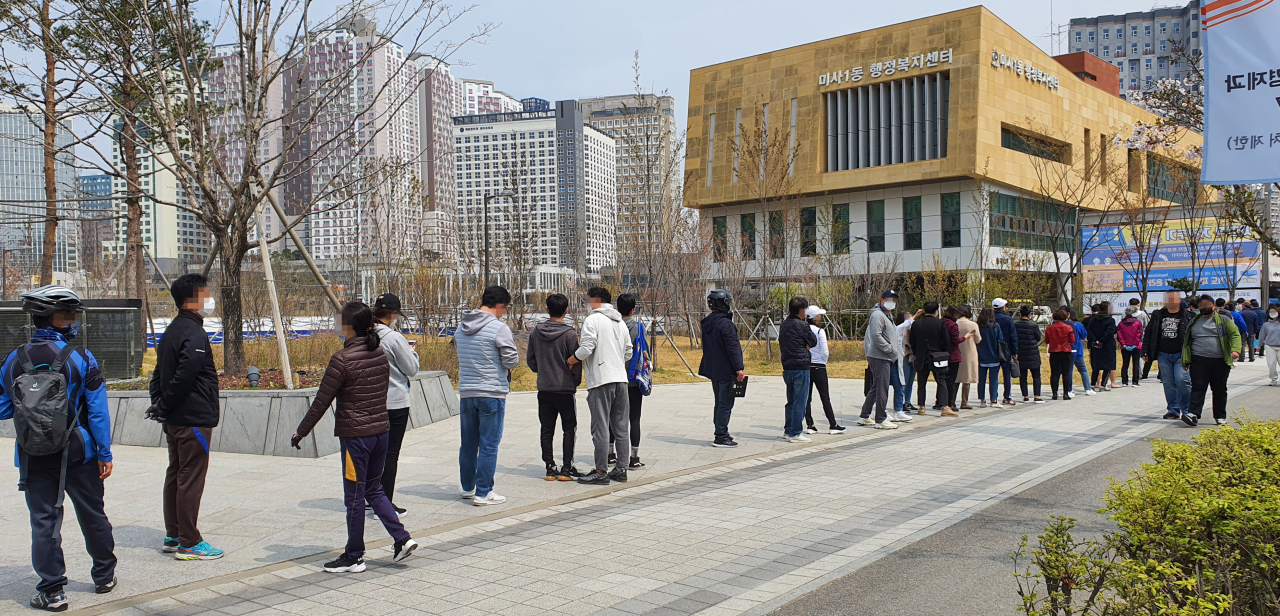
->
[20,284,83,317]
[707,289,732,312]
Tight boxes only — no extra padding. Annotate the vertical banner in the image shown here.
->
[1201,0,1280,184]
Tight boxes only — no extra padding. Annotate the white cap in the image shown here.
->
[992,298,1008,308]
[806,305,827,319]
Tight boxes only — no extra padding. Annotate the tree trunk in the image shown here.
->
[38,0,57,285]
[219,237,248,376]
[122,83,144,299]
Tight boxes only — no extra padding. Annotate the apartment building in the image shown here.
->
[0,105,78,274]
[459,79,522,115]
[1067,1,1202,95]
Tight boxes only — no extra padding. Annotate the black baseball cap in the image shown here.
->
[374,293,402,312]
[881,290,899,299]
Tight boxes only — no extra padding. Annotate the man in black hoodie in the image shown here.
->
[527,294,583,480]
[698,290,744,448]
[149,274,223,560]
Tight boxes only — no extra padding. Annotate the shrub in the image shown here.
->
[1014,420,1280,615]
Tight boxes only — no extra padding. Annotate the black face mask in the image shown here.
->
[1200,307,1215,316]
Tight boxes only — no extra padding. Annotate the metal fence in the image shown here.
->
[0,299,145,380]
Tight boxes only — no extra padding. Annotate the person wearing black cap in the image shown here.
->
[373,293,418,514]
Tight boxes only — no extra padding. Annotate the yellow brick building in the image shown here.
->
[684,6,1203,295]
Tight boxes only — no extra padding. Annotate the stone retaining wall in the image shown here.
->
[0,371,458,458]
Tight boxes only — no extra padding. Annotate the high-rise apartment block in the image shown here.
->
[460,79,522,115]
[0,105,78,274]
[414,54,464,259]
[452,100,617,284]
[1067,1,1202,95]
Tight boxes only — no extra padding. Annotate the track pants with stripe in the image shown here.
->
[340,433,409,559]
[164,425,212,548]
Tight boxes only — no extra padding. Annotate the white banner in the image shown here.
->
[1201,0,1280,184]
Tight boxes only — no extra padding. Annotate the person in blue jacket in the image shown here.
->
[1216,298,1248,358]
[991,298,1019,405]
[1063,307,1096,396]
[0,286,116,612]
[1235,298,1258,362]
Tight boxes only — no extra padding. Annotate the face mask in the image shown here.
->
[883,301,896,311]
[1271,312,1278,319]
[52,323,78,340]
[1200,307,1215,316]
[198,296,215,318]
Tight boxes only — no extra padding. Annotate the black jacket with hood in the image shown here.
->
[150,310,220,427]
[527,319,582,392]
[699,310,744,382]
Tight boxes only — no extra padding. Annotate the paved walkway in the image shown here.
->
[0,362,1274,615]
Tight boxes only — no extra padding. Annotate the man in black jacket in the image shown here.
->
[908,302,953,414]
[778,297,817,442]
[149,273,223,560]
[698,290,744,448]
[1143,290,1192,420]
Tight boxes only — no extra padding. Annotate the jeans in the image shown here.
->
[459,397,506,497]
[1156,351,1190,415]
[1049,351,1073,397]
[1188,354,1231,420]
[806,365,839,428]
[710,380,736,440]
[893,361,915,411]
[26,460,116,593]
[782,369,810,437]
[1243,333,1255,361]
[1000,360,1015,402]
[977,365,1000,401]
[1071,353,1093,392]
[860,357,891,422]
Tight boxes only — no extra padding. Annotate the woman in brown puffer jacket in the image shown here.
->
[292,302,417,573]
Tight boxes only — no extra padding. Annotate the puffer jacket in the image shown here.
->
[1014,318,1043,368]
[296,336,391,439]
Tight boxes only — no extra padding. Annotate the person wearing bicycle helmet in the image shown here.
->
[698,290,744,448]
[0,285,116,611]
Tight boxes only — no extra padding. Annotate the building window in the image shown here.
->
[740,213,756,260]
[903,196,922,250]
[832,203,850,254]
[801,207,817,256]
[942,193,961,248]
[712,215,726,262]
[1001,127,1069,164]
[867,200,885,253]
[1103,46,1111,57]
[988,192,1076,251]
[1103,29,1110,39]
[1147,155,1198,205]
[824,72,950,172]
[767,210,786,259]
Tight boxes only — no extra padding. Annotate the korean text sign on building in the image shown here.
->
[1201,0,1280,184]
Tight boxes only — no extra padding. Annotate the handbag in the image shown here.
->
[929,350,950,368]
[998,339,1011,364]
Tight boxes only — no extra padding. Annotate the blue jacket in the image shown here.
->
[1071,320,1088,356]
[975,323,1004,365]
[1239,308,1259,336]
[994,311,1018,360]
[0,329,113,467]
[1230,310,1248,337]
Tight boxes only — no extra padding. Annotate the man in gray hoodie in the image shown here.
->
[527,294,582,481]
[862,290,905,429]
[455,286,520,507]
[570,287,633,486]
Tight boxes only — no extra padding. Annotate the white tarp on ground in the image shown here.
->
[1201,0,1280,184]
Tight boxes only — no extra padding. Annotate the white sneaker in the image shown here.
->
[459,488,475,500]
[978,400,987,408]
[804,427,819,434]
[1121,383,1129,387]
[1270,380,1278,387]
[472,492,507,506]
[1084,389,1097,396]
[1133,382,1142,388]
[894,411,913,422]
[857,417,876,426]
[1214,418,1227,426]
[787,434,812,443]
[873,420,898,430]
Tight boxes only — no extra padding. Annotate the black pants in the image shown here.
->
[1091,368,1113,388]
[1120,349,1142,385]
[946,363,960,408]
[1020,364,1042,398]
[26,461,116,594]
[916,363,951,409]
[1188,354,1231,420]
[537,391,577,465]
[1142,353,1155,378]
[805,365,838,427]
[1244,333,1255,361]
[163,425,210,547]
[381,407,410,504]
[610,385,644,453]
[1049,352,1073,397]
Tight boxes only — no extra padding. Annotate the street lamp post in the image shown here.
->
[850,235,872,303]
[482,188,516,288]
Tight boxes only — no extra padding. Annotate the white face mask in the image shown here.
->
[198,296,216,318]
[1271,311,1278,319]
[883,301,896,311]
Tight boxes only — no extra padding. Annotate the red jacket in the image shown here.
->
[1044,320,1076,353]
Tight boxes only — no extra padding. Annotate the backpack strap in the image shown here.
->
[15,345,37,373]
[49,343,77,375]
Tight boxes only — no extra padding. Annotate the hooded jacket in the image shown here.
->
[375,323,418,409]
[296,335,390,439]
[456,309,520,399]
[574,304,633,389]
[150,310,220,427]
[1116,316,1144,349]
[527,319,582,393]
[699,311,743,382]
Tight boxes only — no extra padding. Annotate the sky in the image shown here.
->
[434,0,1171,132]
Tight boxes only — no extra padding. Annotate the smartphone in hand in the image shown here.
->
[408,339,417,347]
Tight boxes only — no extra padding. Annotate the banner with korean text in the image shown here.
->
[1201,0,1280,184]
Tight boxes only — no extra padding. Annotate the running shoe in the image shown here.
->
[175,541,224,561]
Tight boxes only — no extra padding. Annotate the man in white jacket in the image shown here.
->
[569,287,633,485]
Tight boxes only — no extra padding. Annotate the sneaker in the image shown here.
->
[990,401,1004,409]
[1084,389,1096,396]
[544,463,559,481]
[95,577,117,594]
[393,538,418,563]
[1181,414,1199,427]
[558,464,583,480]
[1162,412,1180,420]
[873,420,898,430]
[163,536,180,553]
[608,453,617,466]
[829,425,847,433]
[1133,382,1142,388]
[1121,383,1129,387]
[1003,399,1017,406]
[893,412,913,423]
[628,456,645,469]
[1033,398,1045,404]
[1022,396,1031,402]
[857,417,876,426]
[787,434,812,443]
[916,405,928,415]
[473,492,507,506]
[978,400,987,408]
[578,470,611,485]
[941,407,959,417]
[30,591,67,612]
[1270,379,1278,387]
[711,437,738,448]
[324,554,366,573]
[1215,418,1227,426]
[903,403,919,412]
[176,541,224,561]
[607,468,628,483]
[460,488,475,499]
[1103,385,1113,392]
[805,426,819,434]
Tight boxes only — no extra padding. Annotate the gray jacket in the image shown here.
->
[865,304,904,382]
[527,319,582,393]
[375,323,419,409]
[1258,320,1280,347]
[455,310,520,399]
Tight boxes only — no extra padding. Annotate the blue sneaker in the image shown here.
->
[176,541,224,560]
[163,537,180,553]
[30,590,67,612]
